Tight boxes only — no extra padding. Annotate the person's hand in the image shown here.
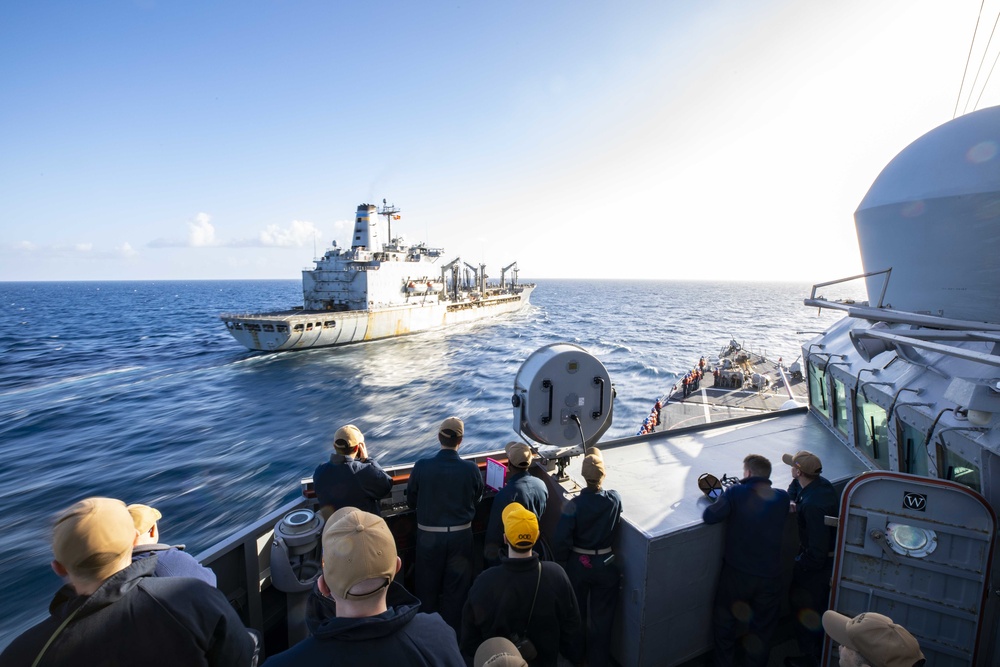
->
[789,501,797,513]
[357,441,369,461]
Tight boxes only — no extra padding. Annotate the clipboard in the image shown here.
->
[485,458,507,492]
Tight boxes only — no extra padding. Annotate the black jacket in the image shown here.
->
[262,581,465,666]
[313,454,393,515]
[484,469,549,559]
[461,555,582,667]
[789,475,839,571]
[702,476,790,578]
[406,448,484,526]
[0,556,254,667]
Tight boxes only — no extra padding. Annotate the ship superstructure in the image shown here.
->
[220,201,533,351]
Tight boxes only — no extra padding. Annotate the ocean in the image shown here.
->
[0,278,858,645]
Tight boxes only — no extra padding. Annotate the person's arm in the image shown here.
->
[459,596,484,662]
[701,487,732,524]
[406,462,420,510]
[361,459,394,500]
[552,504,575,564]
[797,502,831,570]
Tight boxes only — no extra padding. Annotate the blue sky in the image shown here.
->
[2,1,999,282]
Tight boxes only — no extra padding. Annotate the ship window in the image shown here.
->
[277,325,288,333]
[886,522,937,558]
[263,324,274,332]
[938,446,981,492]
[854,394,890,469]
[324,321,336,328]
[306,323,313,331]
[899,421,929,476]
[832,378,849,436]
[233,323,243,330]
[807,363,830,419]
[293,324,304,332]
[246,324,261,332]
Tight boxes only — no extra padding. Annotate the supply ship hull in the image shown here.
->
[221,285,534,351]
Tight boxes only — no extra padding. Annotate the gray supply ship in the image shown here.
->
[220,201,534,351]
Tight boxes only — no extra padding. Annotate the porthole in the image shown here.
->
[886,522,937,558]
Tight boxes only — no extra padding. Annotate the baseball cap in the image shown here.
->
[333,424,364,453]
[321,508,397,600]
[581,447,606,483]
[52,497,137,580]
[439,416,464,438]
[505,441,536,469]
[126,504,162,534]
[782,450,823,476]
[502,502,539,549]
[475,637,528,667]
[822,610,924,667]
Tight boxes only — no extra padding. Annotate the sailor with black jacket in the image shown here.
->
[0,497,254,667]
[484,441,549,566]
[461,502,582,667]
[313,424,393,517]
[702,454,790,667]
[262,508,464,667]
[782,450,840,667]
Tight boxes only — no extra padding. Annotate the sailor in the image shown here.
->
[821,610,925,667]
[483,442,549,567]
[461,503,582,667]
[552,447,623,667]
[261,508,465,666]
[313,424,392,518]
[0,497,256,667]
[127,503,217,586]
[406,416,484,631]
[783,450,840,667]
[701,454,790,667]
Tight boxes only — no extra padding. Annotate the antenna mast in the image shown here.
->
[379,198,400,249]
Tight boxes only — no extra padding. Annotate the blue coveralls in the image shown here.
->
[406,447,484,631]
[553,486,623,667]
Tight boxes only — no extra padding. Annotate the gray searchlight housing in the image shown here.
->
[512,343,613,450]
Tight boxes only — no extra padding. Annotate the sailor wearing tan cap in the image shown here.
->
[474,636,529,667]
[822,610,925,667]
[406,416,485,631]
[128,503,217,586]
[461,503,582,667]
[0,497,255,667]
[783,450,840,667]
[552,447,623,667]
[313,424,393,518]
[483,442,549,567]
[262,508,465,666]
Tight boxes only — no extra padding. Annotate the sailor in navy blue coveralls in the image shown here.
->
[553,447,623,667]
[406,416,484,631]
[702,454,790,667]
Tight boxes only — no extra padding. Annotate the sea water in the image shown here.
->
[0,278,860,645]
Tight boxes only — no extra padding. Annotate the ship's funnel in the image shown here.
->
[854,105,1000,323]
[512,343,614,449]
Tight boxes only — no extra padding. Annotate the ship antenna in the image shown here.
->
[379,200,401,249]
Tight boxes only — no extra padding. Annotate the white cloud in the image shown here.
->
[116,242,138,258]
[257,219,321,247]
[75,243,93,252]
[188,212,216,247]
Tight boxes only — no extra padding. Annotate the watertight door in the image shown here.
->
[826,471,996,666]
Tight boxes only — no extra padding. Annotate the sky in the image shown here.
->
[2,1,1000,282]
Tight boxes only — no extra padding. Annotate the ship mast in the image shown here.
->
[379,199,400,250]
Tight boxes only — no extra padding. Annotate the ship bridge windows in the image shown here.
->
[293,324,304,333]
[277,325,288,333]
[855,394,890,469]
[246,323,262,332]
[323,321,336,328]
[833,378,849,437]
[807,363,830,419]
[938,446,981,492]
[263,324,275,332]
[899,421,929,476]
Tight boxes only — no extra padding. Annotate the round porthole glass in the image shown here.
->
[886,522,937,558]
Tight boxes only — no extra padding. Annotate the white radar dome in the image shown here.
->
[855,105,1000,323]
